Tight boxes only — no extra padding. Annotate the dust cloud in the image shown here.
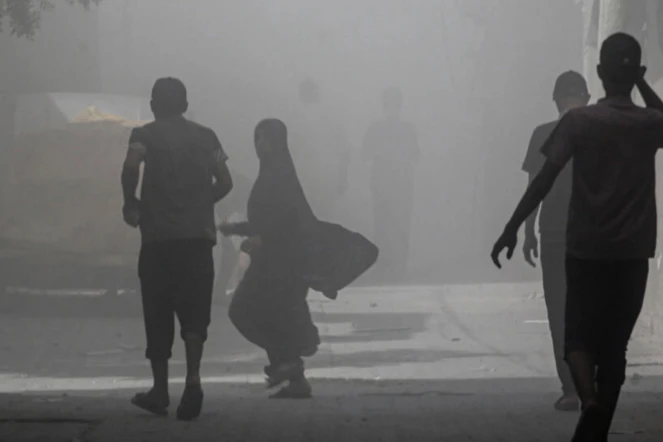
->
[0,1,584,292]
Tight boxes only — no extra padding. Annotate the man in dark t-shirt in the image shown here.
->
[121,78,233,421]
[521,71,590,412]
[492,34,663,440]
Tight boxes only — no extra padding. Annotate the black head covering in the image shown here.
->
[247,119,316,233]
[246,119,379,292]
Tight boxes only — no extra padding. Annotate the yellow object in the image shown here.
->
[71,106,151,127]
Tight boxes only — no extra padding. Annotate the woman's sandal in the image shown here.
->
[265,361,304,389]
[269,381,312,399]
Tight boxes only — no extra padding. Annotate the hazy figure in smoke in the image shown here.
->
[288,79,351,220]
[220,119,320,399]
[521,71,590,412]
[362,87,419,283]
[121,78,233,420]
[492,33,663,441]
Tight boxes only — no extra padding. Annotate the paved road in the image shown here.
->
[1,283,663,441]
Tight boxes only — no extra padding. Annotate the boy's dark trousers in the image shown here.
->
[539,240,576,395]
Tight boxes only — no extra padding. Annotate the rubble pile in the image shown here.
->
[72,106,150,127]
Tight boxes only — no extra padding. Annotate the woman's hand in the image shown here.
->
[240,236,261,255]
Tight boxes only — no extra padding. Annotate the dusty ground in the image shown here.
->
[1,283,662,441]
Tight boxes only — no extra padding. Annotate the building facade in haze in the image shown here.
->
[0,4,102,152]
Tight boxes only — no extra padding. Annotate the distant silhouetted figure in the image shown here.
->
[288,79,351,220]
[521,71,590,412]
[492,33,663,440]
[362,87,419,283]
[121,77,233,420]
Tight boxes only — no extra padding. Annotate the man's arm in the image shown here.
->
[210,133,233,203]
[505,162,562,234]
[506,117,575,234]
[212,160,233,203]
[492,114,576,267]
[524,174,541,237]
[221,221,256,237]
[121,141,145,206]
[636,77,663,112]
[521,127,547,239]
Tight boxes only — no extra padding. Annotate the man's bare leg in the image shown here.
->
[131,359,170,416]
[176,333,205,421]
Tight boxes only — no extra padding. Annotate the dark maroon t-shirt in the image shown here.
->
[130,117,228,245]
[541,97,663,259]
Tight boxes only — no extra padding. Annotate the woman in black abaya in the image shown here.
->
[219,119,320,399]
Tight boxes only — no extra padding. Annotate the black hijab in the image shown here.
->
[245,119,379,293]
[246,119,316,235]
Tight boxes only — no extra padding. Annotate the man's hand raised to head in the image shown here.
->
[634,66,663,112]
[491,227,518,269]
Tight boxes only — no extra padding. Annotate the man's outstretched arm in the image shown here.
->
[212,160,233,203]
[506,162,561,234]
[491,162,562,268]
[492,113,576,268]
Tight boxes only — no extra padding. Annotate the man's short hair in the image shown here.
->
[151,77,187,116]
[553,71,588,100]
[599,33,642,84]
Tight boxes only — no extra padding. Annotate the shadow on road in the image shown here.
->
[0,377,661,442]
[0,305,494,381]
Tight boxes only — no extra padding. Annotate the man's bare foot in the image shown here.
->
[176,383,204,421]
[131,389,170,416]
[554,394,580,412]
